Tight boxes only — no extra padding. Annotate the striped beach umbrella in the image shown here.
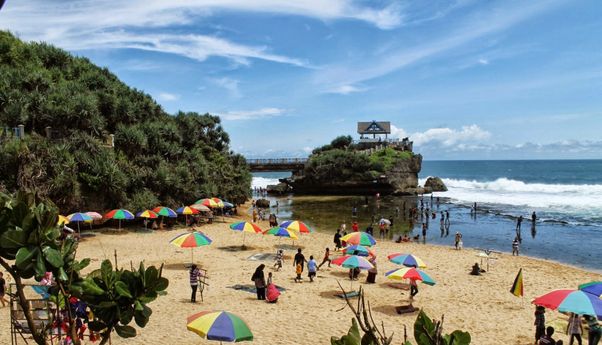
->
[343,245,375,257]
[187,310,253,342]
[152,206,177,218]
[341,232,377,247]
[190,204,211,212]
[230,221,263,245]
[137,210,159,219]
[104,209,135,230]
[385,267,436,286]
[85,212,103,220]
[195,198,221,208]
[331,255,374,270]
[279,220,314,234]
[263,227,298,239]
[533,289,602,318]
[177,206,200,215]
[387,253,427,268]
[170,231,213,263]
[579,282,602,297]
[211,198,225,208]
[57,215,70,226]
[67,212,93,233]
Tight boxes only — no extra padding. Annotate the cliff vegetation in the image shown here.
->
[0,31,251,211]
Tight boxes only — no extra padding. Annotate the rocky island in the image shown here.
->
[278,121,445,195]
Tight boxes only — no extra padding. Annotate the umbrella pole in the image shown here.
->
[191,248,194,264]
[243,232,246,246]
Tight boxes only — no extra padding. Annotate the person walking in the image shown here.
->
[568,313,583,345]
[189,265,203,303]
[293,248,306,273]
[318,248,331,269]
[307,256,318,282]
[251,264,266,300]
[409,278,419,299]
[334,229,342,251]
[454,232,463,250]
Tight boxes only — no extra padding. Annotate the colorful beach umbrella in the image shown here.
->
[343,245,375,257]
[170,231,213,263]
[67,212,93,222]
[191,204,211,212]
[579,282,602,297]
[104,209,135,230]
[230,221,263,245]
[387,253,427,268]
[195,198,221,208]
[152,206,177,218]
[57,215,70,226]
[532,289,602,318]
[331,255,374,270]
[67,212,93,233]
[223,201,234,208]
[263,227,298,239]
[279,220,314,234]
[85,211,103,220]
[177,206,200,215]
[137,210,159,219]
[187,310,253,343]
[341,232,377,247]
[385,267,436,286]
[211,198,225,208]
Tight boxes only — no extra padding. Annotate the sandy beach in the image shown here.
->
[1,211,600,345]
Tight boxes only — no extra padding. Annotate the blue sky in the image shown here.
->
[1,0,602,160]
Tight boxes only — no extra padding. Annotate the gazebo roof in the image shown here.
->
[357,121,391,135]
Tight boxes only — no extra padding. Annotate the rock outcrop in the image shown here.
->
[286,153,423,195]
[266,183,290,195]
[424,176,448,192]
[255,199,270,208]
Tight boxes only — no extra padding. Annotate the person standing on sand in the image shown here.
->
[189,265,203,303]
[584,315,601,345]
[534,306,546,344]
[251,264,266,300]
[352,221,359,232]
[409,278,418,299]
[334,229,342,251]
[318,248,331,269]
[568,313,583,345]
[293,248,306,273]
[307,256,318,282]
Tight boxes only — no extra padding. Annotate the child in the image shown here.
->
[294,262,302,283]
[318,248,331,269]
[266,275,280,303]
[267,272,273,286]
[307,255,317,282]
[534,306,546,344]
[341,231,347,248]
[274,249,284,271]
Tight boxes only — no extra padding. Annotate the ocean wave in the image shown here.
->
[420,177,602,218]
[252,177,281,189]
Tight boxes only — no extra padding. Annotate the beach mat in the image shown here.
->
[387,283,410,290]
[395,305,418,314]
[247,253,276,261]
[334,291,360,299]
[228,284,286,294]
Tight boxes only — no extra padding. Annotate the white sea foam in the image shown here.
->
[421,177,602,218]
[252,176,281,189]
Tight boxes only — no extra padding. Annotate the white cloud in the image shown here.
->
[478,58,489,65]
[391,124,491,147]
[157,92,180,101]
[209,77,241,98]
[327,84,366,95]
[217,107,287,121]
[315,0,566,91]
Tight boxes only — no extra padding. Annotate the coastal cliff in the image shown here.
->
[283,142,423,195]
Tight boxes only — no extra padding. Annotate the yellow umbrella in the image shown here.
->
[57,215,69,225]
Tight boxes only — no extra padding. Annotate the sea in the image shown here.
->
[251,160,602,271]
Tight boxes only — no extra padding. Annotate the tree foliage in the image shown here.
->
[0,31,251,212]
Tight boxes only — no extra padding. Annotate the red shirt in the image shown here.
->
[352,223,359,232]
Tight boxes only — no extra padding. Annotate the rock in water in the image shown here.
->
[255,199,270,208]
[266,183,290,195]
[424,177,448,192]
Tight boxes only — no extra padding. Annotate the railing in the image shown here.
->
[246,158,308,165]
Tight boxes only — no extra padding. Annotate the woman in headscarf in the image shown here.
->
[251,264,266,300]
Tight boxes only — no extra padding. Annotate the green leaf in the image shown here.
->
[15,246,38,269]
[43,247,64,268]
[144,266,158,287]
[134,306,152,328]
[119,308,134,325]
[331,318,361,345]
[81,279,106,295]
[34,252,47,279]
[101,259,114,288]
[449,330,471,345]
[98,301,117,309]
[115,281,133,298]
[134,300,144,311]
[88,321,107,332]
[114,325,137,338]
[58,267,68,282]
[154,277,169,291]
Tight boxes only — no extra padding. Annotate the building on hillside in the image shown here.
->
[356,120,413,151]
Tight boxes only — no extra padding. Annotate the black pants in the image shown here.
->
[570,334,582,345]
[256,287,266,300]
[410,285,418,297]
[191,285,198,302]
